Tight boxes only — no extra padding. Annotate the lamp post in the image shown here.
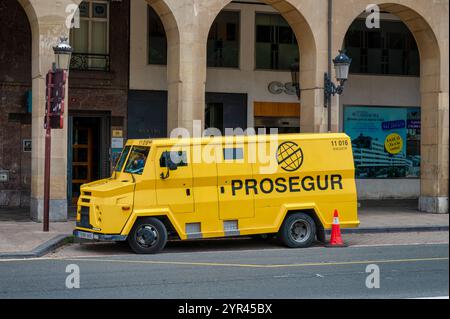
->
[53,37,73,71]
[43,37,72,232]
[290,59,300,100]
[325,50,352,132]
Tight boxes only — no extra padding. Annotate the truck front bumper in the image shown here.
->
[73,230,127,242]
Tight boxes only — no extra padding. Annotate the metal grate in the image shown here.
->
[70,53,110,72]
[185,223,202,239]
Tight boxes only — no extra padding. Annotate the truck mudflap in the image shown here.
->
[73,230,127,242]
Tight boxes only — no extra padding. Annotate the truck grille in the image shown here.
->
[77,206,93,229]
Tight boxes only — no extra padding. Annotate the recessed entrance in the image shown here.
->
[68,113,111,207]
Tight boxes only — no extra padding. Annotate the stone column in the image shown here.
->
[29,11,73,222]
[165,1,208,135]
[419,90,449,214]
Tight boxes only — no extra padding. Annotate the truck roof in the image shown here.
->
[127,133,350,147]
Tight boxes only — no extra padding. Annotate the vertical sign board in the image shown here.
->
[45,69,66,130]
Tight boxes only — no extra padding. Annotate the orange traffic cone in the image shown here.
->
[326,209,347,248]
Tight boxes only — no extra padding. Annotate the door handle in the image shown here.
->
[186,189,191,196]
[220,187,225,194]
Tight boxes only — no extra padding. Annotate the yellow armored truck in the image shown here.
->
[73,133,359,254]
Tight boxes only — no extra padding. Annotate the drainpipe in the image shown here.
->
[327,0,332,132]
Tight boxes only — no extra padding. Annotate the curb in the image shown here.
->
[0,234,70,260]
[327,225,449,235]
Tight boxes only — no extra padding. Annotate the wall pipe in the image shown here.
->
[327,0,332,132]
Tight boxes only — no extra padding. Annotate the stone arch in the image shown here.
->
[335,2,448,213]
[201,0,320,133]
[16,0,38,29]
[335,2,441,86]
[146,0,182,133]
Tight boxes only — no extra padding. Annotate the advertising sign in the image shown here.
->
[344,106,421,179]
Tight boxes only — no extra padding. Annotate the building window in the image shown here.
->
[70,0,110,71]
[255,13,299,71]
[344,19,420,76]
[207,11,240,68]
[205,103,224,133]
[344,106,421,179]
[148,6,167,65]
[223,148,244,161]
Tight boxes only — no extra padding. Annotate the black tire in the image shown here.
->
[127,217,168,254]
[278,213,316,248]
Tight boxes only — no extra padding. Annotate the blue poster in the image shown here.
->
[344,106,421,179]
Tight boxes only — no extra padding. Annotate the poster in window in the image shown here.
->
[344,106,421,179]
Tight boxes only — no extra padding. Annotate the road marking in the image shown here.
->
[411,296,449,300]
[0,243,448,263]
[351,242,449,248]
[61,257,449,269]
[42,242,450,260]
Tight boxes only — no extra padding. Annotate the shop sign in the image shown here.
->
[268,82,296,96]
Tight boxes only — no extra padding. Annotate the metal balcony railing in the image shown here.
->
[70,53,110,72]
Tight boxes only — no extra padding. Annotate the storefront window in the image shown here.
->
[344,106,421,179]
[148,6,167,65]
[207,11,240,68]
[255,13,299,71]
[344,19,420,76]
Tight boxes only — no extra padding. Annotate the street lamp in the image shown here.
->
[53,37,73,71]
[324,50,352,132]
[324,50,351,99]
[43,37,72,232]
[290,59,300,100]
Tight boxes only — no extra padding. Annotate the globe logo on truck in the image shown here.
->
[277,141,304,172]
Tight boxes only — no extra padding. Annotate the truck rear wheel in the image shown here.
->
[278,213,316,248]
[127,218,168,254]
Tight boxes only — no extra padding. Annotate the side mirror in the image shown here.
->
[160,151,178,179]
[160,152,178,171]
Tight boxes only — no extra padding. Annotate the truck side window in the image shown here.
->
[223,148,244,160]
[160,151,188,168]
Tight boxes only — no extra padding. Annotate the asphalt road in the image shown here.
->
[0,243,448,299]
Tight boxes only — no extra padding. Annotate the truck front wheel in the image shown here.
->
[278,213,316,248]
[128,218,168,254]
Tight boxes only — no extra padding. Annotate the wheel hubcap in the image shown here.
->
[289,220,310,243]
[136,225,159,248]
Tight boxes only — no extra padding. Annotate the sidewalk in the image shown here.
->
[352,200,449,233]
[0,201,448,258]
[0,210,74,258]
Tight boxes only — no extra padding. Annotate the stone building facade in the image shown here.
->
[0,0,448,219]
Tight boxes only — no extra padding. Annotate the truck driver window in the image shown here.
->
[124,146,150,175]
[115,146,131,172]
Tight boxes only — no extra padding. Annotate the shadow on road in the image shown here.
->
[65,237,325,256]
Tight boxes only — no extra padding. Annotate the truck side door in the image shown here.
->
[155,147,194,214]
[217,144,255,220]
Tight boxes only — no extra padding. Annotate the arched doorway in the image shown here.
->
[0,0,33,211]
[335,2,447,213]
[203,0,318,135]
[128,0,181,137]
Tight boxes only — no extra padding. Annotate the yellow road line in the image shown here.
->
[63,257,449,269]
